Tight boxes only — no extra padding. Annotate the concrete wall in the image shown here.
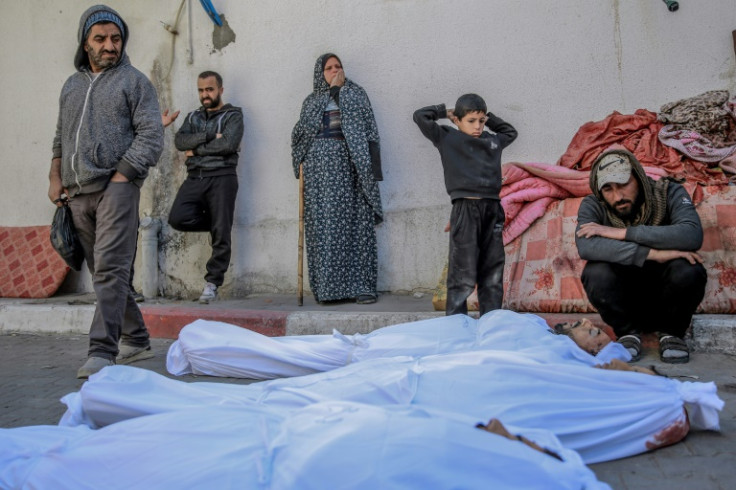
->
[1,0,734,298]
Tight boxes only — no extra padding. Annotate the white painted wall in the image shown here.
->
[1,0,734,297]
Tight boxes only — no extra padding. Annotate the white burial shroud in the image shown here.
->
[0,402,611,490]
[166,310,631,379]
[61,349,722,463]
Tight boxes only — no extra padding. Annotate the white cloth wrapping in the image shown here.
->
[166,310,630,379]
[60,348,722,463]
[1,402,611,490]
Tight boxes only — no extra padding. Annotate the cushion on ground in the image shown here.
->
[0,226,70,298]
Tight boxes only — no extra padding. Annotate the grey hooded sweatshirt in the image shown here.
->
[52,4,163,196]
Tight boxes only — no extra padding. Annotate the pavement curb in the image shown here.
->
[0,304,93,335]
[690,314,736,354]
[284,311,444,335]
[1,301,735,355]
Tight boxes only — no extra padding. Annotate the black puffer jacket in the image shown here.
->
[174,104,244,173]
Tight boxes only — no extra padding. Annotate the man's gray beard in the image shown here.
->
[90,51,119,71]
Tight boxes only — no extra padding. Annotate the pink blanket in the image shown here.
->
[500,162,668,245]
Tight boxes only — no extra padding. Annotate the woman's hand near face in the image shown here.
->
[329,69,345,88]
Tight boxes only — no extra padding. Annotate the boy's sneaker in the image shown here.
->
[117,344,154,365]
[77,356,114,379]
[199,282,218,304]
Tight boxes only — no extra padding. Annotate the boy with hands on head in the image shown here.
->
[413,94,517,316]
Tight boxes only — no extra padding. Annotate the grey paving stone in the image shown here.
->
[590,352,736,489]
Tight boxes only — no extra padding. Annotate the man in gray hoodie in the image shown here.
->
[48,5,163,378]
[575,148,706,364]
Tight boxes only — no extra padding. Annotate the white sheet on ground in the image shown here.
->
[1,402,611,490]
[166,310,630,379]
[61,349,723,463]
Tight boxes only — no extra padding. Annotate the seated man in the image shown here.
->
[575,148,707,363]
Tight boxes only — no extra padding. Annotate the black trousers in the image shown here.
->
[168,175,239,287]
[446,199,506,317]
[581,259,706,338]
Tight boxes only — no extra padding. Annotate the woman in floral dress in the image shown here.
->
[291,53,383,304]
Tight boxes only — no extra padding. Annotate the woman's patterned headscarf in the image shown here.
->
[291,53,384,221]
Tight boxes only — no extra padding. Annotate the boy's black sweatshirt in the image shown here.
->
[413,104,517,201]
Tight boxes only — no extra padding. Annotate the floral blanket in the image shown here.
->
[503,184,736,314]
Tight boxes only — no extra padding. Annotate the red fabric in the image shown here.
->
[557,109,729,189]
[500,163,581,245]
[0,226,70,298]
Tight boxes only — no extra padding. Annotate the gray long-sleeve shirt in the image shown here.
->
[575,183,703,267]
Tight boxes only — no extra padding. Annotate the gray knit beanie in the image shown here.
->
[82,9,126,42]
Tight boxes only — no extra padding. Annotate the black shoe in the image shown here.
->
[356,293,377,305]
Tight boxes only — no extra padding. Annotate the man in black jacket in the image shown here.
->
[575,148,706,364]
[169,71,244,304]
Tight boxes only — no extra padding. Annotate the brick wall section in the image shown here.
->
[0,226,69,298]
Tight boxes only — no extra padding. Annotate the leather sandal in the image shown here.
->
[617,334,642,362]
[659,335,690,364]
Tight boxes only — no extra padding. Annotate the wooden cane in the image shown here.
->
[297,163,305,306]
